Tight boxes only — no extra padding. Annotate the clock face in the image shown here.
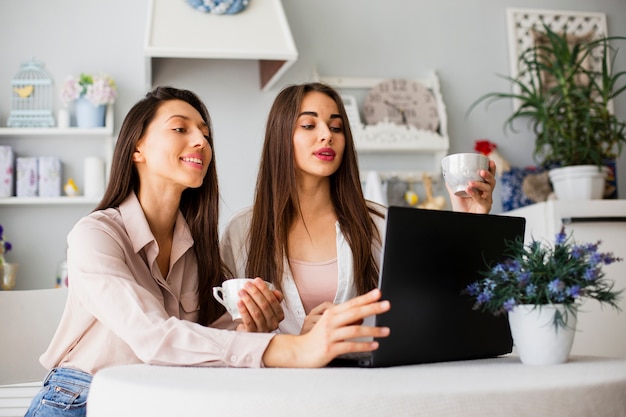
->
[363,79,440,132]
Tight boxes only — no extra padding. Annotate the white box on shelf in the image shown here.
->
[16,157,38,197]
[0,145,14,197]
[38,156,62,197]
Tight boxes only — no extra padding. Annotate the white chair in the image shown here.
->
[0,288,68,417]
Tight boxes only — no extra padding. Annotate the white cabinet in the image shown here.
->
[0,107,114,289]
[504,200,626,358]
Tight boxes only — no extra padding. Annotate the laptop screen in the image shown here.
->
[370,206,526,367]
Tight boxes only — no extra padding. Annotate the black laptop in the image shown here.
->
[331,206,526,368]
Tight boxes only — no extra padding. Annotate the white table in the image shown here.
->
[88,356,626,417]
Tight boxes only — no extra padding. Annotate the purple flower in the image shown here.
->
[590,252,602,265]
[466,282,480,296]
[516,271,531,284]
[492,264,506,275]
[584,267,599,281]
[502,298,516,312]
[0,224,11,255]
[548,279,563,294]
[566,285,581,298]
[571,245,585,259]
[477,290,493,304]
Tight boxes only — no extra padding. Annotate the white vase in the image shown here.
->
[548,165,608,200]
[75,97,106,128]
[508,304,577,365]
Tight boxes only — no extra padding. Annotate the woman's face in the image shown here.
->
[292,91,346,181]
[134,99,212,191]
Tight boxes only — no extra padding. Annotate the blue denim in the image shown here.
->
[24,368,92,417]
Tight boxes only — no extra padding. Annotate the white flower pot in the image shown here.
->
[548,165,608,200]
[508,304,577,365]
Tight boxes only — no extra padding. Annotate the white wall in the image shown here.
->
[1,0,626,289]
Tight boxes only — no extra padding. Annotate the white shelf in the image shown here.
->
[351,122,449,153]
[0,106,114,206]
[0,105,114,135]
[0,196,100,206]
[0,126,113,136]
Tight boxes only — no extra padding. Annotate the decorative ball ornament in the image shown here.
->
[185,0,250,14]
[363,79,440,132]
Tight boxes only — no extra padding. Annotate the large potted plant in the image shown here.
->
[465,228,623,365]
[469,23,626,199]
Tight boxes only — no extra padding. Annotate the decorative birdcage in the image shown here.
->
[7,58,55,128]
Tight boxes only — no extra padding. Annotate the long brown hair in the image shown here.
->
[95,86,226,325]
[246,82,383,294]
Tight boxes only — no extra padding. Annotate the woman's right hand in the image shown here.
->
[261,289,391,368]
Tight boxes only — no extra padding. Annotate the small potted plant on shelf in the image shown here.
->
[465,228,623,365]
[60,73,117,128]
[469,23,626,199]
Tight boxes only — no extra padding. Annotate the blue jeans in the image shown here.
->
[24,368,92,417]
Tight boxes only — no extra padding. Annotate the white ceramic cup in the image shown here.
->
[441,153,489,197]
[212,278,275,321]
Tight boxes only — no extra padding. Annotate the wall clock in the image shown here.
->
[341,95,362,128]
[363,79,440,132]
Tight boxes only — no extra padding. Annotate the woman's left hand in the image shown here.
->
[235,278,285,333]
[449,159,496,214]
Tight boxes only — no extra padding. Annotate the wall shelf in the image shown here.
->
[0,107,114,137]
[314,71,450,184]
[0,196,100,206]
[0,107,114,204]
[350,122,449,154]
[0,126,112,137]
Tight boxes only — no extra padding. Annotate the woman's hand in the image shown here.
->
[449,159,497,214]
[261,289,391,368]
[235,278,285,333]
[300,302,336,335]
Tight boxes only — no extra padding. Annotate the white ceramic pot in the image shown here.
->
[508,304,577,365]
[548,165,608,200]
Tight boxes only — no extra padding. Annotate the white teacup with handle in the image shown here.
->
[212,278,276,321]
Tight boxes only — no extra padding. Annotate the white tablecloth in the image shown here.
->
[88,356,626,417]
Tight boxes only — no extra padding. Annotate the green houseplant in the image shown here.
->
[465,227,622,364]
[469,23,626,198]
